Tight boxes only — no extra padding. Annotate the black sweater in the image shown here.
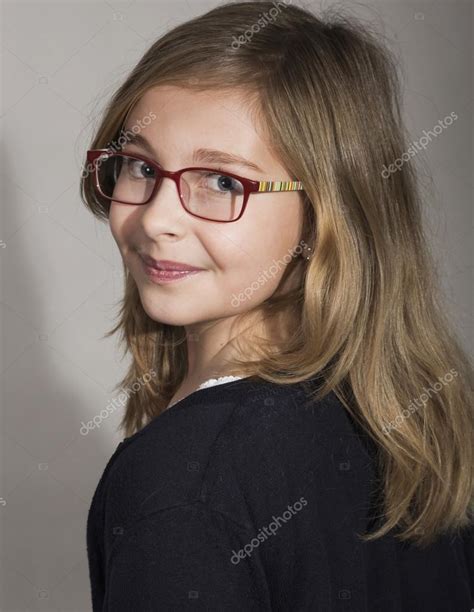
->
[86,375,473,611]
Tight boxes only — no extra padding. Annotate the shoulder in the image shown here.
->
[200,380,377,523]
[207,376,377,475]
[104,377,376,526]
[220,376,372,445]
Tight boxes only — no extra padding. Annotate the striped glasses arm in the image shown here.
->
[257,180,304,192]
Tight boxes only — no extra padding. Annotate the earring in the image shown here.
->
[301,245,313,260]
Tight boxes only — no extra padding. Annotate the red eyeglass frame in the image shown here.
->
[86,149,305,223]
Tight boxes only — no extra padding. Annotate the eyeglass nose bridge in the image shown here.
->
[144,166,188,209]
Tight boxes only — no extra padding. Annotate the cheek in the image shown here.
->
[108,204,122,244]
[198,198,303,305]
[109,203,134,251]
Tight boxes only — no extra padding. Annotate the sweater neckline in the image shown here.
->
[167,375,246,410]
[120,375,256,447]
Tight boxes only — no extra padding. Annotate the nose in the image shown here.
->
[138,175,187,237]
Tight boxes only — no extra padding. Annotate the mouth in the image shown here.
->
[139,253,205,272]
[139,254,205,284]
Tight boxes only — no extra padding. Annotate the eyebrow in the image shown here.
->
[122,131,264,173]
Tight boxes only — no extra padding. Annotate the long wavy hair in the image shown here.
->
[80,0,473,547]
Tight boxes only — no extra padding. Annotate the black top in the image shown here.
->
[86,375,473,611]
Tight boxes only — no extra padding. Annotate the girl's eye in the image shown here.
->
[204,172,244,194]
[125,158,156,179]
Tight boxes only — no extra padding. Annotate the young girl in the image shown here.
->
[82,1,473,610]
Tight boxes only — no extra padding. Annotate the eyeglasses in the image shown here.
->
[86,149,305,223]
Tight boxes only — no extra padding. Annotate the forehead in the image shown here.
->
[124,85,285,173]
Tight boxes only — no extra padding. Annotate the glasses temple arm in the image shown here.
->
[257,180,304,192]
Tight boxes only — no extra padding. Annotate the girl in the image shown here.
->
[82,1,473,610]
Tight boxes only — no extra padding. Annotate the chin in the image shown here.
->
[137,289,199,326]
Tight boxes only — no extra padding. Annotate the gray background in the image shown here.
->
[1,0,472,610]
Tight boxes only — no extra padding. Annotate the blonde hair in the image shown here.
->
[80,0,473,547]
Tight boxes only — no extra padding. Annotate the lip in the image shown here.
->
[139,254,205,272]
[143,266,203,284]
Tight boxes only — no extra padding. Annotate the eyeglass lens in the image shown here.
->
[97,154,246,221]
